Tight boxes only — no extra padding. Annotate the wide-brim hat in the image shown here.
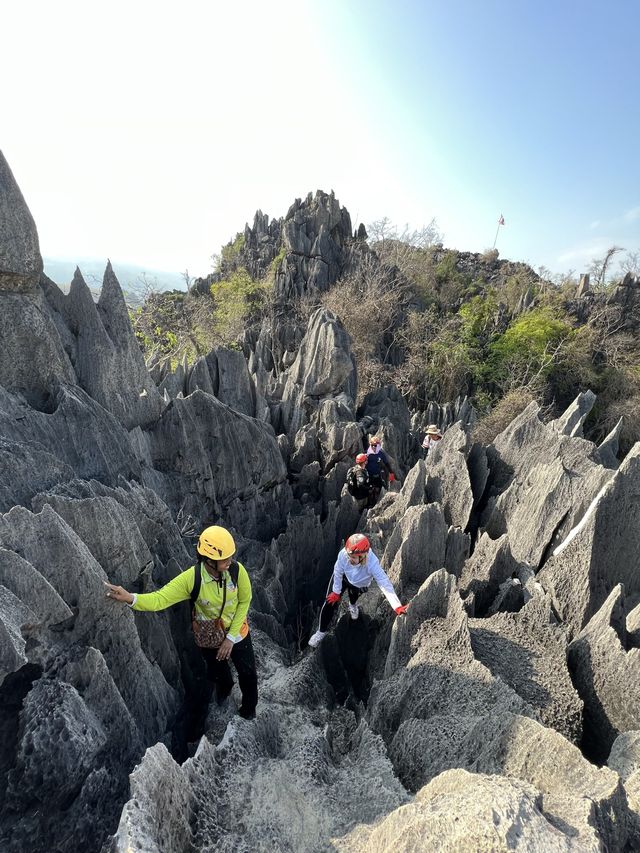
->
[425,425,442,436]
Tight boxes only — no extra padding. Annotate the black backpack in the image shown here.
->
[347,467,370,500]
[190,560,240,605]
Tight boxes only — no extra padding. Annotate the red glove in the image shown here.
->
[389,473,396,482]
[394,605,408,616]
[326,592,341,604]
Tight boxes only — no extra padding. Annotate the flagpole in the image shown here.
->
[492,223,500,249]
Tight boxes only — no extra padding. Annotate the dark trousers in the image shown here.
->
[318,574,367,632]
[367,473,384,507]
[200,632,258,715]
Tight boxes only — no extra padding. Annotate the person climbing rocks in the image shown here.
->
[346,453,372,507]
[421,424,443,458]
[308,534,407,647]
[105,525,258,722]
[365,435,396,507]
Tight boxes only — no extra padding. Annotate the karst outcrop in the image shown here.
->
[2,150,640,852]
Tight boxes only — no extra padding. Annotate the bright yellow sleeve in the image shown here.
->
[228,564,252,636]
[132,566,195,612]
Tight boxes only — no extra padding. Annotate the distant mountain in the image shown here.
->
[44,257,187,305]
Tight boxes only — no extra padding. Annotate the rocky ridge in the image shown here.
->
[1,149,640,851]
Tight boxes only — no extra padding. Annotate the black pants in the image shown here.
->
[200,633,258,715]
[318,575,367,632]
[367,473,385,507]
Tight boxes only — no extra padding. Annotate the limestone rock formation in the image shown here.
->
[111,692,407,853]
[0,156,76,401]
[568,584,640,762]
[2,150,639,853]
[49,265,164,429]
[368,570,530,792]
[0,151,42,291]
[468,713,627,852]
[424,422,474,529]
[276,190,355,301]
[539,443,640,636]
[281,307,357,437]
[469,595,583,742]
[337,768,584,853]
[609,731,640,850]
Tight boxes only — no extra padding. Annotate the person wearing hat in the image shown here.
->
[105,525,258,720]
[308,534,407,647]
[421,424,443,458]
[346,452,372,508]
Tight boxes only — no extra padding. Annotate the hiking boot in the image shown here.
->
[308,630,326,648]
[348,603,359,620]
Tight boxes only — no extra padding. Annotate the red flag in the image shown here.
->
[498,215,505,226]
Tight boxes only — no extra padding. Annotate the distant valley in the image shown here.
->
[44,256,187,305]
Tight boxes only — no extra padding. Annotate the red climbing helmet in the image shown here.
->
[345,534,370,555]
[355,453,367,464]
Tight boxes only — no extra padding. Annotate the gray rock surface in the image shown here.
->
[337,768,584,853]
[608,730,640,850]
[142,390,290,538]
[486,397,606,497]
[469,595,583,742]
[0,289,77,405]
[281,308,356,438]
[55,265,164,429]
[459,532,524,615]
[483,442,612,569]
[539,443,640,635]
[609,730,640,780]
[468,713,627,852]
[368,570,529,791]
[383,504,448,599]
[214,347,256,417]
[598,416,623,468]
[111,700,407,853]
[0,384,141,511]
[549,390,596,437]
[425,421,474,529]
[276,190,354,301]
[568,584,640,762]
[0,151,42,291]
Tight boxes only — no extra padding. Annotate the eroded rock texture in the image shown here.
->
[1,152,638,853]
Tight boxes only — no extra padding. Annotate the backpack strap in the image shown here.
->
[190,562,202,606]
[190,560,240,606]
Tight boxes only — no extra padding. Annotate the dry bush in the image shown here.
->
[481,248,500,262]
[322,252,409,367]
[472,388,537,446]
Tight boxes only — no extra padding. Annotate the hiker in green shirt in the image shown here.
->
[106,525,258,720]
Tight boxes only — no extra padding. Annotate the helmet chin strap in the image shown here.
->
[202,556,226,582]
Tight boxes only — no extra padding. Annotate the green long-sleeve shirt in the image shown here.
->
[132,562,251,642]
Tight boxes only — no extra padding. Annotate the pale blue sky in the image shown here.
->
[2,0,638,278]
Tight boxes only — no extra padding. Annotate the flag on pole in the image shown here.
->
[498,214,505,226]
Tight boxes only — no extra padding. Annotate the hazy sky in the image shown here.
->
[3,0,639,278]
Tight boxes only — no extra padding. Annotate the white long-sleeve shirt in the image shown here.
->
[332,548,401,610]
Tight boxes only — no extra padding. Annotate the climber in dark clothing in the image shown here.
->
[365,435,396,507]
[346,453,371,507]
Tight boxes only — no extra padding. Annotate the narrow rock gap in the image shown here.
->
[0,664,42,811]
[537,509,570,572]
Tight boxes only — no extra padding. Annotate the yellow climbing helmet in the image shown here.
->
[197,526,236,560]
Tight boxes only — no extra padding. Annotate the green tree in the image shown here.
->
[488,307,574,392]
